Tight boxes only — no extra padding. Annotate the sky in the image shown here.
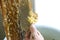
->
[35,0,60,30]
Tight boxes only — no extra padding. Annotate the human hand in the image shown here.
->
[25,24,44,40]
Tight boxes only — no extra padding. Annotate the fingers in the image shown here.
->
[30,31,44,40]
[25,24,44,40]
[30,24,44,40]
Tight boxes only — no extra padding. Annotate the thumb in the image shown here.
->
[30,24,37,33]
